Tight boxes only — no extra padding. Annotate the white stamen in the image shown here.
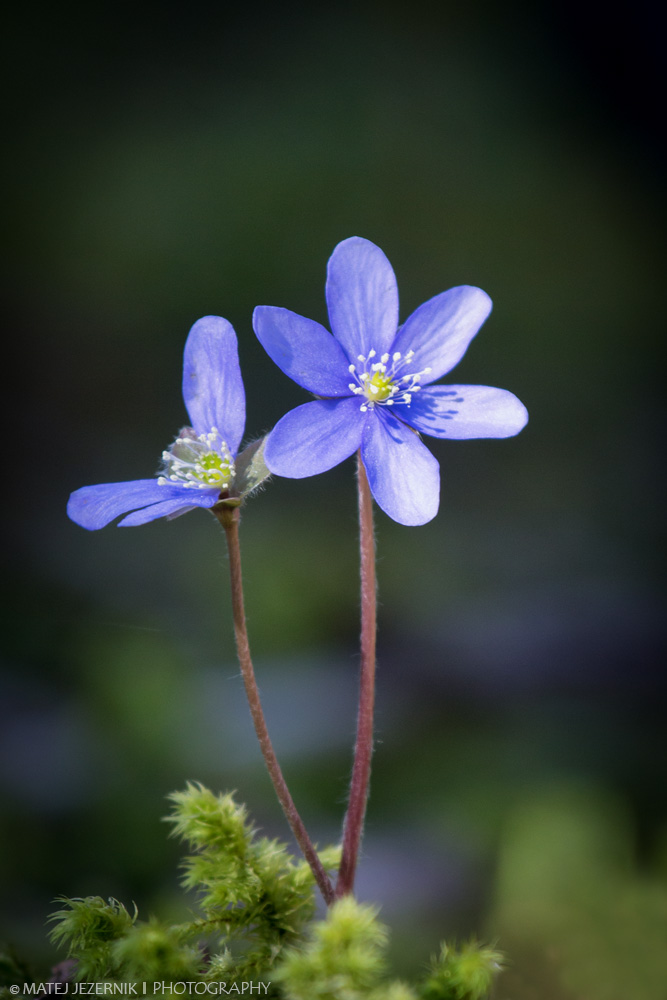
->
[158,426,235,491]
[347,344,430,411]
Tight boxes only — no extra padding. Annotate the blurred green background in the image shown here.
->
[2,2,665,996]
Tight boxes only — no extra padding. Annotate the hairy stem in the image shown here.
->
[216,504,334,905]
[335,452,377,898]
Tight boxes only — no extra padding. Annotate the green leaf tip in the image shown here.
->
[274,896,389,999]
[164,783,339,952]
[47,897,137,981]
[48,897,136,949]
[420,939,505,1000]
[111,918,204,981]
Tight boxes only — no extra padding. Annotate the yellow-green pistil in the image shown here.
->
[367,369,394,400]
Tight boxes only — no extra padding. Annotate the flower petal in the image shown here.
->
[253,306,351,396]
[117,492,218,526]
[182,315,245,454]
[391,286,492,383]
[67,479,218,530]
[264,397,365,478]
[326,237,399,361]
[399,384,528,439]
[361,412,440,525]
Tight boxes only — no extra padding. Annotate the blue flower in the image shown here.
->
[67,316,246,529]
[254,237,528,525]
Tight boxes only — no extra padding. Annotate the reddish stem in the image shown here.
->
[217,504,334,905]
[335,452,377,898]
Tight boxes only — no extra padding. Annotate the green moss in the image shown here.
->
[46,784,502,998]
[420,940,504,1000]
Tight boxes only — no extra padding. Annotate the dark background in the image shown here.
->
[2,3,665,996]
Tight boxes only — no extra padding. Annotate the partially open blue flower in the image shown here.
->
[254,237,528,525]
[67,316,246,529]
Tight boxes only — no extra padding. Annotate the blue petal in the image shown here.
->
[182,316,245,455]
[264,397,365,478]
[361,412,440,525]
[391,286,492,383]
[398,384,528,439]
[253,306,351,396]
[326,237,399,361]
[118,492,218,526]
[67,479,217,530]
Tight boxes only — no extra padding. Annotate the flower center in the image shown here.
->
[158,427,235,490]
[347,350,432,413]
[367,369,394,401]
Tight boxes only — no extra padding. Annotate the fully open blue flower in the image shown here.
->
[254,237,528,525]
[68,316,246,529]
